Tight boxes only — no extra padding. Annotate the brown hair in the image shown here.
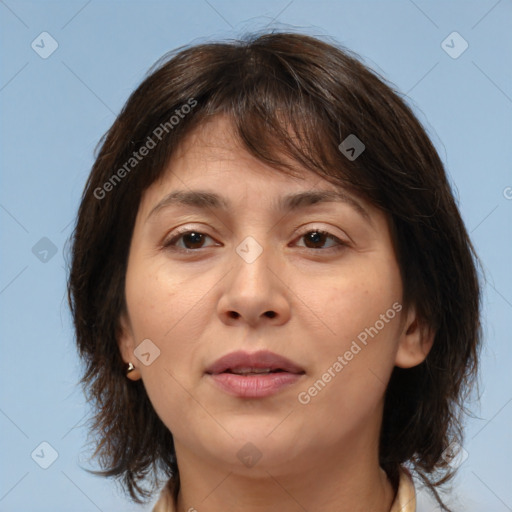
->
[67,31,482,510]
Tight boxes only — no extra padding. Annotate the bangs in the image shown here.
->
[206,50,343,182]
[122,36,394,210]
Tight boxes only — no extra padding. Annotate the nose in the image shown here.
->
[216,241,291,328]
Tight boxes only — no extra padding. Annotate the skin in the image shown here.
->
[118,115,434,512]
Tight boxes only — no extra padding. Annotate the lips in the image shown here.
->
[205,350,305,376]
[205,350,305,398]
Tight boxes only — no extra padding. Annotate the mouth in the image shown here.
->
[205,350,305,398]
[222,368,290,375]
[205,349,305,375]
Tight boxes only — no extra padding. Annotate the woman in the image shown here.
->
[67,32,481,512]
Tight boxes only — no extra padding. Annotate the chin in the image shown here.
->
[221,412,297,439]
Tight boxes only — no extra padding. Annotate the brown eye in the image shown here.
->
[163,228,348,254]
[180,232,206,249]
[296,230,347,251]
[164,231,215,251]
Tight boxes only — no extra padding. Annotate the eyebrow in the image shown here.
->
[146,189,371,223]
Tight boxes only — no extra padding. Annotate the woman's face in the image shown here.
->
[119,115,428,477]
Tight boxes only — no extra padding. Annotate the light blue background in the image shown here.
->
[1,1,511,511]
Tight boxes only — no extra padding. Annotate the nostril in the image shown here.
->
[226,311,276,320]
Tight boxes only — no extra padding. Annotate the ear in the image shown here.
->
[118,311,142,381]
[394,304,435,368]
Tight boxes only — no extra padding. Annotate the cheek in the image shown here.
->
[300,254,402,408]
[125,258,204,339]
[318,254,402,345]
[141,365,209,450]
[124,258,215,430]
[296,308,400,437]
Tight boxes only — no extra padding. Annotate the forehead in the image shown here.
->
[167,115,311,182]
[136,114,380,227]
[143,115,338,200]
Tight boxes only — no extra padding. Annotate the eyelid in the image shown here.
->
[292,226,350,252]
[162,224,216,246]
[162,223,351,252]
[292,223,352,245]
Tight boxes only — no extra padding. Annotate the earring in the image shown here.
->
[127,362,135,374]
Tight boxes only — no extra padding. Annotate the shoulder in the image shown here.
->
[152,480,175,512]
[390,467,416,512]
[392,467,444,512]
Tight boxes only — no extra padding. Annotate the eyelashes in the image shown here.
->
[162,227,349,254]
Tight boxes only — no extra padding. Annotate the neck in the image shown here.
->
[173,437,395,512]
